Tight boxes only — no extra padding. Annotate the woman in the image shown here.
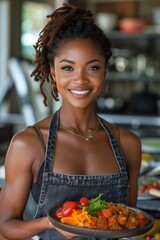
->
[0,3,141,240]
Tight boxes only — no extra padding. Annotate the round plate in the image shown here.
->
[47,205,155,238]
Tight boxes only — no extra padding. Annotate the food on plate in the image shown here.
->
[55,201,78,218]
[149,188,160,198]
[138,181,160,193]
[138,175,160,196]
[137,219,160,239]
[60,207,97,228]
[54,194,149,230]
[55,193,106,220]
[79,196,89,206]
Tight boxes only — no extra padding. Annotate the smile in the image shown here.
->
[70,90,90,95]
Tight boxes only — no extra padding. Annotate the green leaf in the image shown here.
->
[85,193,108,216]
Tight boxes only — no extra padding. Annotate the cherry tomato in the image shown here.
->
[55,206,64,219]
[63,201,69,207]
[62,201,77,217]
[63,201,79,209]
[79,196,89,206]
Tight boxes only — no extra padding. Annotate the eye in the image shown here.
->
[61,66,73,71]
[89,66,100,71]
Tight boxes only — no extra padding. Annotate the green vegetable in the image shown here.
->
[85,193,108,216]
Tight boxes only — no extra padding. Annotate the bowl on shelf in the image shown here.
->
[119,18,145,33]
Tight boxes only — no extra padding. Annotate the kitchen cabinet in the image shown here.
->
[88,0,160,134]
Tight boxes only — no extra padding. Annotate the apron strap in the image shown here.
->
[44,109,60,172]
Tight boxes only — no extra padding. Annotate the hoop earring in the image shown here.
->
[102,84,108,96]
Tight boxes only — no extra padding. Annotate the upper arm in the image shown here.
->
[119,128,142,207]
[0,130,35,223]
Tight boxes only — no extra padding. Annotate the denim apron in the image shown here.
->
[31,109,129,240]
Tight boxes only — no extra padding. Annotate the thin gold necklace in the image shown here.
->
[61,122,99,142]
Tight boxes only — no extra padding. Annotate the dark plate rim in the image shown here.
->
[47,204,155,238]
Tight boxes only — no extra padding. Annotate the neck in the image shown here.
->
[59,106,98,132]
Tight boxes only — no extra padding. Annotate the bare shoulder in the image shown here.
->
[100,117,141,148]
[117,126,141,169]
[118,126,141,148]
[99,117,141,165]
[5,115,52,170]
[100,118,139,142]
[10,127,39,156]
[12,115,51,145]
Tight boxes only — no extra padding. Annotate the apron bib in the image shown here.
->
[32,110,129,240]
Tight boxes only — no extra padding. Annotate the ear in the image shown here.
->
[50,65,56,81]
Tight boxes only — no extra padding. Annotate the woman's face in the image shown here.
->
[51,38,107,109]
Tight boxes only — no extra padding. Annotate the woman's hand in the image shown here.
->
[48,219,79,239]
[54,226,79,239]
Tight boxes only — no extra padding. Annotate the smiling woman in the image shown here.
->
[0,3,142,240]
[50,38,107,109]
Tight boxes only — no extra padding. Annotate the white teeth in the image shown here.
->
[70,90,90,95]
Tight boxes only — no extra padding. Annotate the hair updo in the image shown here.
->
[31,3,112,106]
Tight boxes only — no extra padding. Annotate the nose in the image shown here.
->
[73,70,88,84]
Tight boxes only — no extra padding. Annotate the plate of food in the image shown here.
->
[138,176,160,200]
[47,194,154,238]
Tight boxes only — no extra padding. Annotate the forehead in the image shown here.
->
[55,38,104,60]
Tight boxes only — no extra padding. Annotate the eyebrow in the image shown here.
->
[59,59,101,64]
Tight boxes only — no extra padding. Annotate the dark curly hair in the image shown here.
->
[31,3,112,106]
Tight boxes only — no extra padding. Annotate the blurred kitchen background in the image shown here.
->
[1,1,160,237]
[0,0,160,182]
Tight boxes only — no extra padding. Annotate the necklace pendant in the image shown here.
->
[85,134,93,141]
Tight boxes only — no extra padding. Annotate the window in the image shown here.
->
[21,1,54,60]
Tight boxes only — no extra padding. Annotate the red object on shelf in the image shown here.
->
[119,18,145,33]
